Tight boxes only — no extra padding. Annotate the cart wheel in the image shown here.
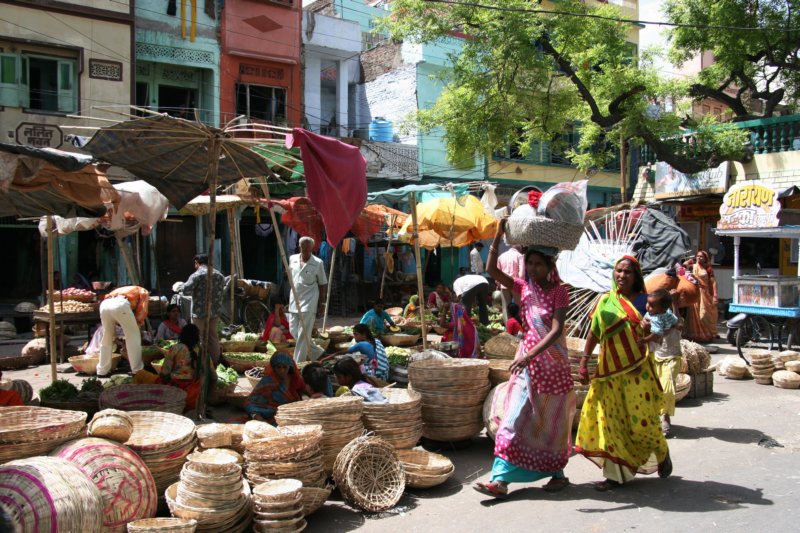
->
[243,300,270,334]
[736,315,771,363]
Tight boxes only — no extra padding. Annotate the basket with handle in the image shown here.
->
[502,186,585,250]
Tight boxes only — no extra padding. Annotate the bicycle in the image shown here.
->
[727,312,797,364]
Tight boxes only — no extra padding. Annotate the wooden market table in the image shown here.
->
[32,310,99,363]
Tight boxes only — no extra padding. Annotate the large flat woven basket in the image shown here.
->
[505,214,584,250]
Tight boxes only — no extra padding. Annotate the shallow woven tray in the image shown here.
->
[100,384,186,414]
[483,333,520,359]
[0,406,86,444]
[674,373,692,402]
[165,481,250,526]
[381,334,421,347]
[0,353,44,371]
[124,411,196,454]
[127,518,198,533]
[253,479,303,503]
[299,485,332,516]
[404,464,455,489]
[69,353,122,375]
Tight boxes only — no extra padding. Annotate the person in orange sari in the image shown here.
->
[261,302,294,344]
[684,250,718,342]
[156,323,207,411]
[0,372,23,406]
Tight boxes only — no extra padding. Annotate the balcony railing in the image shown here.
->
[639,114,800,165]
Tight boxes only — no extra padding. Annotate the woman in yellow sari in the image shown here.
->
[684,250,718,342]
[575,256,672,491]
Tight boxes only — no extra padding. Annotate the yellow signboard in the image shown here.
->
[718,182,780,229]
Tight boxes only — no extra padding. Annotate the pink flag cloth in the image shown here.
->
[286,128,366,247]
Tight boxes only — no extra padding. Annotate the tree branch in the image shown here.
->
[636,127,747,174]
[608,85,647,120]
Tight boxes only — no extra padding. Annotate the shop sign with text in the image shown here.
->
[718,181,780,229]
[654,161,728,199]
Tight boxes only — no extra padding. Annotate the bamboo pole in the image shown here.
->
[409,193,427,350]
[227,209,236,324]
[46,217,58,383]
[198,134,221,419]
[321,247,338,332]
[379,214,396,300]
[115,234,140,286]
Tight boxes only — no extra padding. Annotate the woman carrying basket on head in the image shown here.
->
[474,219,576,498]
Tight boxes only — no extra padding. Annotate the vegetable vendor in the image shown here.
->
[247,352,306,423]
[359,299,395,335]
[156,304,187,341]
[156,324,210,411]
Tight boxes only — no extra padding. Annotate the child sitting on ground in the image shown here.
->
[302,362,333,398]
[639,288,683,437]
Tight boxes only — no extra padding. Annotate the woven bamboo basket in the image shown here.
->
[100,384,187,414]
[784,360,800,373]
[361,389,422,449]
[680,340,712,375]
[223,353,270,374]
[88,409,134,443]
[0,353,43,371]
[381,333,421,347]
[254,503,303,520]
[0,405,86,444]
[395,448,455,486]
[186,449,241,475]
[483,333,520,359]
[127,518,198,533]
[332,435,405,513]
[0,456,104,532]
[719,357,748,379]
[505,212,584,250]
[482,382,509,440]
[773,370,800,389]
[779,350,800,363]
[299,485,332,516]
[488,359,513,385]
[253,479,303,504]
[674,373,692,402]
[51,437,158,532]
[69,353,122,375]
[220,340,257,353]
[196,423,233,449]
[245,367,265,389]
[0,432,81,463]
[165,480,250,528]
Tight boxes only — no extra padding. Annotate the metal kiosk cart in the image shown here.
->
[715,182,800,363]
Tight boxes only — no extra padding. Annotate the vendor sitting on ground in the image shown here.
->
[359,299,396,335]
[427,282,451,310]
[0,372,23,406]
[156,304,187,342]
[439,294,480,358]
[402,295,420,320]
[333,357,386,403]
[156,324,208,411]
[302,362,333,398]
[247,352,306,423]
[327,323,390,382]
[261,302,294,344]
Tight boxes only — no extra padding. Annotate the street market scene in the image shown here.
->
[1,0,800,531]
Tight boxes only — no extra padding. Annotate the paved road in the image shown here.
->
[3,334,799,532]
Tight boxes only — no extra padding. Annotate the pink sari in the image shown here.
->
[493,277,575,474]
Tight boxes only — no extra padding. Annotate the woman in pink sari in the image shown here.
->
[684,250,718,341]
[475,220,576,498]
[439,300,479,358]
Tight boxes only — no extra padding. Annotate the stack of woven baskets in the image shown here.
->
[0,406,86,463]
[361,388,423,450]
[333,435,405,513]
[749,350,775,385]
[772,370,800,389]
[196,423,246,456]
[252,479,306,533]
[777,350,800,371]
[166,449,252,532]
[0,456,104,531]
[51,437,158,532]
[395,449,455,489]
[483,333,519,359]
[276,397,364,473]
[409,359,490,442]
[127,518,198,533]
[674,373,692,402]
[100,384,187,414]
[124,411,197,495]
[719,356,748,379]
[243,422,326,489]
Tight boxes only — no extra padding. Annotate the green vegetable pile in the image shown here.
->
[225,352,268,361]
[385,346,410,366]
[216,364,238,388]
[231,332,259,342]
[40,379,79,402]
[103,375,133,389]
[157,340,178,349]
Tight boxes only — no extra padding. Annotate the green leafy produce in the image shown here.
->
[157,340,177,349]
[342,326,354,335]
[385,346,410,366]
[216,364,239,387]
[80,377,104,394]
[232,332,259,342]
[265,341,277,356]
[40,379,79,401]
[141,345,162,357]
[103,375,133,389]
[224,352,268,361]
[153,358,165,366]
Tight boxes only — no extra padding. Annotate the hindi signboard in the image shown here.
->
[718,181,780,229]
[654,161,728,199]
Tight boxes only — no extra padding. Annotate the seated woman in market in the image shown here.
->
[402,295,420,320]
[332,357,386,403]
[261,302,293,344]
[438,295,479,358]
[247,352,306,423]
[302,362,333,398]
[359,300,396,335]
[155,324,206,411]
[327,323,390,382]
[155,304,187,342]
[0,372,24,407]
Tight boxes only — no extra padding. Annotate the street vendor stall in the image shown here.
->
[715,182,800,361]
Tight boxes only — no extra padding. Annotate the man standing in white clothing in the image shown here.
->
[470,242,485,274]
[97,285,149,377]
[288,236,328,362]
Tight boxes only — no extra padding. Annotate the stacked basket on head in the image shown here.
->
[0,456,104,532]
[409,359,490,442]
[166,449,252,532]
[333,435,405,513]
[124,411,197,496]
[361,388,423,450]
[100,384,187,415]
[51,437,158,532]
[242,422,327,493]
[252,479,306,533]
[276,396,364,473]
[0,406,86,462]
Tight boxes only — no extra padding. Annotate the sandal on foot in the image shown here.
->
[473,481,508,499]
[543,477,570,492]
[658,451,673,479]
[593,479,621,492]
[661,419,671,436]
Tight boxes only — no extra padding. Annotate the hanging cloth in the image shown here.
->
[181,0,197,42]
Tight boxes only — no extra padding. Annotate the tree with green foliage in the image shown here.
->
[381,0,765,174]
[665,0,800,119]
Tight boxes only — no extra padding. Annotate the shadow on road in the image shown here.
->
[678,391,730,405]
[672,424,779,445]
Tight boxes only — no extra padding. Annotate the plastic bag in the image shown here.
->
[537,180,588,224]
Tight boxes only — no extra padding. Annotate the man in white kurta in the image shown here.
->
[288,237,328,362]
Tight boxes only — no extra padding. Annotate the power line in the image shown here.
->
[423,0,800,32]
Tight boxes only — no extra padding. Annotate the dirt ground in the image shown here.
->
[2,319,799,533]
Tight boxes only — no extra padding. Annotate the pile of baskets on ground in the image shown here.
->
[251,479,307,533]
[242,422,327,490]
[333,435,406,513]
[276,396,364,473]
[409,359,490,442]
[0,406,86,462]
[361,388,423,450]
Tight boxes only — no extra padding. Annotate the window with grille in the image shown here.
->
[235,83,287,123]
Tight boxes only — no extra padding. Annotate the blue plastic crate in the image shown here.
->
[727,304,800,318]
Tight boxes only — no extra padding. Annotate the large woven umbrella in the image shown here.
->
[398,194,497,248]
